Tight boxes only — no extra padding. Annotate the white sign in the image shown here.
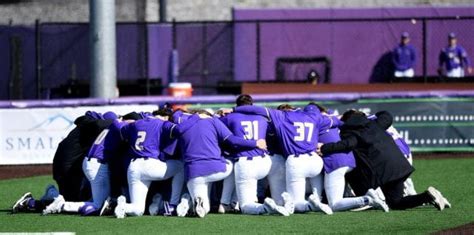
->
[0,105,157,165]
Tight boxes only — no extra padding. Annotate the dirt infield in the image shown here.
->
[0,164,51,180]
[433,222,474,235]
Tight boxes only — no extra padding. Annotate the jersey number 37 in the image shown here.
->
[294,122,314,142]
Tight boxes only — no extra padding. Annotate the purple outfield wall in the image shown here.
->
[233,7,474,84]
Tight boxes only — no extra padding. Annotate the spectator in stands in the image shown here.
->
[438,33,472,78]
[392,32,416,78]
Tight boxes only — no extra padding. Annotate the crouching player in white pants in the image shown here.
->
[169,112,267,218]
[43,112,121,216]
[114,111,184,218]
[310,105,388,212]
[220,95,291,216]
[233,103,341,214]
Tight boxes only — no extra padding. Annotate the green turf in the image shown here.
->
[1,158,473,234]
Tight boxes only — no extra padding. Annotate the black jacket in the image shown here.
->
[52,115,112,201]
[321,111,414,196]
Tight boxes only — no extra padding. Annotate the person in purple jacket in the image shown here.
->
[308,104,383,212]
[233,103,341,214]
[170,111,268,218]
[438,33,472,78]
[113,110,185,219]
[43,112,121,216]
[393,32,416,78]
[220,95,291,216]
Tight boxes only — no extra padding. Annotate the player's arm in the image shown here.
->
[460,47,472,73]
[374,111,393,130]
[320,134,358,155]
[318,114,343,132]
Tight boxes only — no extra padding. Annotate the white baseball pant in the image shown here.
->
[286,152,324,212]
[267,154,286,206]
[61,157,110,213]
[394,68,414,77]
[234,155,272,214]
[324,167,369,211]
[187,160,233,214]
[124,158,184,216]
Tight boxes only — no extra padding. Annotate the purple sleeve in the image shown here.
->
[213,118,233,141]
[120,123,131,142]
[318,115,342,131]
[460,47,471,67]
[224,135,257,149]
[162,121,177,138]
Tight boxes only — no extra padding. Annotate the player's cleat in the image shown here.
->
[163,201,177,216]
[427,186,445,211]
[308,194,333,215]
[12,192,33,213]
[217,203,233,214]
[40,184,59,202]
[177,193,191,217]
[114,196,126,219]
[148,193,163,216]
[100,197,115,216]
[281,192,295,215]
[350,205,373,212]
[263,198,289,216]
[194,197,206,218]
[443,197,452,209]
[366,189,389,212]
[42,195,65,215]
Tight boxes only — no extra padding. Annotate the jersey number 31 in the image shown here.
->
[241,121,259,140]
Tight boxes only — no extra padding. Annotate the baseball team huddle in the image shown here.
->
[12,94,451,218]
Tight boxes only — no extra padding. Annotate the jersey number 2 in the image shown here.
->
[294,122,314,142]
[241,121,259,140]
[135,131,147,151]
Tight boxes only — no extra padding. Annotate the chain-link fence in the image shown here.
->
[1,16,473,100]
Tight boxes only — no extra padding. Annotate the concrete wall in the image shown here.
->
[1,0,473,24]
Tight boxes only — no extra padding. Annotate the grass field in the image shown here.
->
[1,158,473,234]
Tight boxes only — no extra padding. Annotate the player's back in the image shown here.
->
[122,117,164,159]
[179,117,223,162]
[221,112,267,158]
[275,111,320,156]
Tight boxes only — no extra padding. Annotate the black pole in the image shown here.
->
[35,19,42,99]
[256,21,261,82]
[159,0,167,23]
[422,18,427,83]
[172,18,176,49]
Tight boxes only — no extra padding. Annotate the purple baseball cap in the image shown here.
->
[401,32,410,38]
[103,111,118,120]
[448,32,456,39]
[303,104,321,114]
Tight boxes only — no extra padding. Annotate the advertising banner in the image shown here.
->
[0,105,156,165]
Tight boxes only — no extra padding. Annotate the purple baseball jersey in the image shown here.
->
[102,120,128,162]
[439,45,471,71]
[234,105,341,156]
[170,115,256,179]
[318,124,356,173]
[120,117,166,160]
[393,44,416,71]
[220,111,268,159]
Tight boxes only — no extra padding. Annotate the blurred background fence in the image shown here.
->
[1,15,474,100]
